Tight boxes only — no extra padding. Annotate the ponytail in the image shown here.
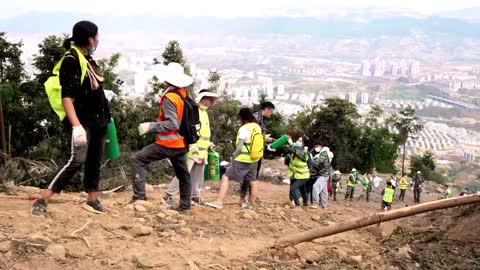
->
[63,37,73,50]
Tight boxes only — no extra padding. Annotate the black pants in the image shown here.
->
[290,179,308,206]
[240,158,262,198]
[366,188,371,202]
[131,143,191,209]
[414,187,422,203]
[345,186,355,201]
[399,189,406,202]
[306,177,317,204]
[381,201,392,211]
[48,124,106,193]
[330,181,338,201]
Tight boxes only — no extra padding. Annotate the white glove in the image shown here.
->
[208,142,215,151]
[138,123,151,136]
[190,145,200,155]
[265,134,274,143]
[267,144,276,152]
[287,137,293,145]
[72,125,87,147]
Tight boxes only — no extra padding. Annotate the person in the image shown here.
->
[443,185,452,199]
[345,168,359,202]
[206,108,262,210]
[398,175,409,202]
[130,62,193,214]
[285,136,311,207]
[390,175,398,191]
[330,170,342,201]
[413,171,425,204]
[460,187,470,196]
[307,141,323,202]
[32,21,111,215]
[239,101,275,204]
[161,89,218,206]
[362,173,373,202]
[310,145,331,209]
[381,180,395,211]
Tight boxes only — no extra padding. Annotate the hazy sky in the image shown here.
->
[1,0,479,18]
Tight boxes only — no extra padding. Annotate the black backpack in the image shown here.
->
[164,88,200,145]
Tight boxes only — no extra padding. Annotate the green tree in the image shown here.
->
[409,151,447,184]
[209,98,242,160]
[32,35,66,83]
[207,70,221,93]
[0,32,24,83]
[388,106,423,176]
[98,53,121,90]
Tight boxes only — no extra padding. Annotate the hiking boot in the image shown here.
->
[32,199,47,216]
[241,203,254,210]
[161,196,173,206]
[191,197,205,206]
[206,201,223,209]
[239,196,247,207]
[172,207,191,215]
[86,199,105,213]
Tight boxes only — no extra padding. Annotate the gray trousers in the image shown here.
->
[166,159,205,198]
[312,176,329,208]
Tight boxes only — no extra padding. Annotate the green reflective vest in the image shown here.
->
[383,187,394,203]
[288,154,310,180]
[45,45,88,121]
[188,107,210,159]
[235,122,261,163]
[399,177,408,190]
[348,173,358,187]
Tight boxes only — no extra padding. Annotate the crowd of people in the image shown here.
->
[32,20,454,217]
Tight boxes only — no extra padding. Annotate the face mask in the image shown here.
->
[88,46,96,56]
[294,141,302,148]
[315,147,321,152]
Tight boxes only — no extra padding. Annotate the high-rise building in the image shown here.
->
[349,92,357,104]
[361,92,369,104]
[373,58,385,77]
[391,63,398,76]
[361,60,371,76]
[409,61,420,78]
[277,84,285,96]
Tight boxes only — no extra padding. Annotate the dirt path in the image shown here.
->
[0,180,457,270]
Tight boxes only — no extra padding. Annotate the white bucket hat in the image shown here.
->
[195,89,219,103]
[334,170,341,175]
[351,168,357,172]
[162,62,193,88]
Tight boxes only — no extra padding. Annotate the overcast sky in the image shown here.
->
[1,0,479,18]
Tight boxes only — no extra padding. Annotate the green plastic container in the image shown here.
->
[105,118,120,160]
[207,151,220,180]
[269,134,289,150]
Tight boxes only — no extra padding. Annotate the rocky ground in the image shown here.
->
[0,161,478,269]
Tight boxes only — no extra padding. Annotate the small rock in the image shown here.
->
[311,216,321,222]
[334,249,348,260]
[284,246,297,257]
[79,192,88,198]
[164,210,180,218]
[240,210,258,220]
[298,250,321,263]
[415,263,421,268]
[46,244,66,261]
[133,253,165,268]
[291,218,299,223]
[129,225,153,237]
[179,227,193,236]
[157,213,167,219]
[397,245,412,260]
[134,205,147,213]
[134,200,154,210]
[0,241,12,253]
[217,247,228,257]
[28,233,52,244]
[345,255,363,266]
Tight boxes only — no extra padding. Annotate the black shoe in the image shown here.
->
[87,199,105,212]
[32,199,47,216]
[172,207,191,215]
[191,197,205,206]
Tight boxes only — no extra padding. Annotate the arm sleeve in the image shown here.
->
[149,98,181,133]
[232,139,245,159]
[60,56,82,99]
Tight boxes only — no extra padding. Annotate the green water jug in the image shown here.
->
[105,118,120,160]
[207,151,220,180]
[269,134,289,150]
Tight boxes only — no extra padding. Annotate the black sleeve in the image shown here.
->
[60,55,82,99]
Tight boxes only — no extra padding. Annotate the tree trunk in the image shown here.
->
[275,194,480,248]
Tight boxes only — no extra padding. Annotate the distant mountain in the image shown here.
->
[438,8,480,22]
[1,12,480,38]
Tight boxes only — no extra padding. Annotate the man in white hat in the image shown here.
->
[413,171,425,204]
[130,62,194,214]
[330,170,342,202]
[162,89,218,206]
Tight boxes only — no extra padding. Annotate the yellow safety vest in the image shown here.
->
[287,154,310,180]
[383,187,394,203]
[347,174,357,187]
[444,188,452,199]
[399,177,408,190]
[188,107,210,159]
[235,122,261,163]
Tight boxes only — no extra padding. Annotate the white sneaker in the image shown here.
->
[206,201,223,209]
[310,205,319,209]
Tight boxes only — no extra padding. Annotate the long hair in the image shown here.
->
[239,107,257,125]
[63,21,98,50]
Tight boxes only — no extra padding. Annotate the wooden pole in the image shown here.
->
[7,124,11,159]
[275,194,480,248]
[0,96,6,155]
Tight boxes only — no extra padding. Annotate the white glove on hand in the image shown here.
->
[287,137,293,145]
[267,144,276,152]
[72,125,87,147]
[264,134,274,143]
[208,142,215,151]
[138,123,151,136]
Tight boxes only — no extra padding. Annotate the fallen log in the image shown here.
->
[275,194,480,248]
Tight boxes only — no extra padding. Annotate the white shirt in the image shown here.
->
[238,125,252,141]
